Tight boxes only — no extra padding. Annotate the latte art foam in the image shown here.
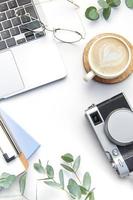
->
[89,37,129,76]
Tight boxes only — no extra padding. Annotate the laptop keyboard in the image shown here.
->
[0,0,45,50]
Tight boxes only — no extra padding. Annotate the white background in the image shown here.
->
[1,0,133,199]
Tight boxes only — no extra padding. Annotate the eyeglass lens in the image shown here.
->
[53,28,83,43]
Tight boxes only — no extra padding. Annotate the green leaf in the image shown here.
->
[73,156,80,172]
[46,164,54,178]
[0,173,16,189]
[107,0,121,7]
[67,179,81,199]
[125,0,133,8]
[34,162,45,174]
[39,159,42,164]
[59,169,64,189]
[83,172,91,191]
[85,191,94,200]
[103,6,111,20]
[19,172,27,195]
[0,172,10,179]
[88,191,95,200]
[61,153,74,163]
[44,181,61,189]
[98,0,109,8]
[79,186,88,195]
[85,7,99,21]
[61,164,74,172]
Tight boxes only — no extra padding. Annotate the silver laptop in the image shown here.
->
[0,0,67,99]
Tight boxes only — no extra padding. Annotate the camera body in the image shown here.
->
[85,93,133,177]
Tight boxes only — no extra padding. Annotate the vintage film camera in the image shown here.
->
[85,93,133,177]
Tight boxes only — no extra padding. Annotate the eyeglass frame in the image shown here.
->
[15,7,85,44]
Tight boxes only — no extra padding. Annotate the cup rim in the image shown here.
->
[88,35,132,79]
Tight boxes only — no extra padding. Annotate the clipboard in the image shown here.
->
[0,109,40,160]
[0,115,28,176]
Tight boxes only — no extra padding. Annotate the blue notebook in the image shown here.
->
[0,109,40,160]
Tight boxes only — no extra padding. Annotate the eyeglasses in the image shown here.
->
[35,0,80,9]
[64,0,80,8]
[15,7,84,44]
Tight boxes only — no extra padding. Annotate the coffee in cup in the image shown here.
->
[84,34,132,81]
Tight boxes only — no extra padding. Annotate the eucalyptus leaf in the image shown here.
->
[98,0,109,8]
[34,162,45,174]
[125,0,133,8]
[44,181,61,189]
[19,172,27,195]
[107,0,121,7]
[0,173,10,179]
[67,179,81,199]
[61,153,74,163]
[73,156,81,172]
[88,191,95,200]
[83,172,91,191]
[59,169,64,189]
[79,186,88,195]
[39,159,42,164]
[103,6,111,19]
[0,173,16,189]
[46,164,54,178]
[85,7,99,21]
[61,164,74,172]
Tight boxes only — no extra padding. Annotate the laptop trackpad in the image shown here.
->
[0,51,24,98]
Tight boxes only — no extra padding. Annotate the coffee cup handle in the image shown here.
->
[84,71,95,81]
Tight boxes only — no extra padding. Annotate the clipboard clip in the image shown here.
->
[0,146,16,163]
[0,119,21,163]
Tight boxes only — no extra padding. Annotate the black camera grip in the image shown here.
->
[97,93,131,121]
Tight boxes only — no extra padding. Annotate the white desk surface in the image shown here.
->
[1,0,133,199]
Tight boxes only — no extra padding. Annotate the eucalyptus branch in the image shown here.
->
[69,162,81,184]
[22,194,30,200]
[74,171,82,184]
[85,0,133,21]
[34,153,95,200]
[0,172,27,199]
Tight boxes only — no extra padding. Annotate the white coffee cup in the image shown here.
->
[84,34,132,81]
